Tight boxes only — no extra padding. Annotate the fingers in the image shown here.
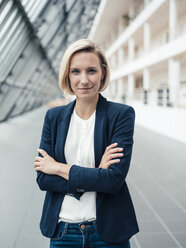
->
[103,152,123,166]
[106,143,123,153]
[34,156,42,162]
[34,149,48,172]
[100,143,124,169]
[109,147,123,154]
[103,158,121,169]
[35,165,41,172]
[37,149,48,157]
[34,161,41,172]
[108,152,124,160]
[34,162,40,167]
[105,143,123,159]
[105,143,118,152]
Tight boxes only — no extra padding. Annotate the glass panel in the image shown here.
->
[0,15,22,54]
[30,0,48,23]
[0,1,13,25]
[0,8,18,39]
[21,0,30,8]
[24,0,36,14]
[1,22,29,79]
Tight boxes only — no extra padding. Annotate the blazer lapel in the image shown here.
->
[55,100,76,163]
[94,94,108,168]
[55,94,108,168]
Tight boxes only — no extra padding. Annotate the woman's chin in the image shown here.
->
[76,92,98,101]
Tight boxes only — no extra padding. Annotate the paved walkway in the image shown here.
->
[0,106,186,248]
[129,124,186,248]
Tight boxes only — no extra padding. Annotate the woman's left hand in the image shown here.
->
[34,149,59,175]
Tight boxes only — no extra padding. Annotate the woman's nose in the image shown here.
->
[80,73,89,84]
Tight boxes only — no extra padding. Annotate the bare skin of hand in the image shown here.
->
[99,143,124,169]
[34,144,123,179]
[34,149,71,179]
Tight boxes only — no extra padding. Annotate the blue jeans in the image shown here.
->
[50,220,130,248]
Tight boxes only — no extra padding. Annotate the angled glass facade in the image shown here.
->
[0,0,100,122]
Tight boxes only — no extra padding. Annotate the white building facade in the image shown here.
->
[89,0,186,144]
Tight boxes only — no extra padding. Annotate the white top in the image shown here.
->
[58,108,96,223]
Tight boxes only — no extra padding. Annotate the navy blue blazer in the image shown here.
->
[37,93,139,244]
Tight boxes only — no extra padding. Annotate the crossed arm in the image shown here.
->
[35,142,123,187]
[35,107,134,196]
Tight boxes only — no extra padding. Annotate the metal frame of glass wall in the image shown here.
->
[0,0,100,122]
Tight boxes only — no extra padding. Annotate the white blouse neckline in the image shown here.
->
[73,109,96,123]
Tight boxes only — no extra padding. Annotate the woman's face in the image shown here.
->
[69,52,104,102]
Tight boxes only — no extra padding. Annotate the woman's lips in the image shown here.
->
[78,87,93,90]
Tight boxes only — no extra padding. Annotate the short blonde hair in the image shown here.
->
[59,39,110,94]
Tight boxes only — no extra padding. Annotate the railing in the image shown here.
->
[150,29,169,51]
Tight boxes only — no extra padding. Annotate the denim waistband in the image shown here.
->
[57,220,97,231]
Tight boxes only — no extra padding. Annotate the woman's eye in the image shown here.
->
[88,68,96,74]
[71,69,80,75]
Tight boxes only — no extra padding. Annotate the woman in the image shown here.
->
[34,39,139,248]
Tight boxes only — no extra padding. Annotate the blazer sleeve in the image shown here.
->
[68,106,135,194]
[36,109,82,200]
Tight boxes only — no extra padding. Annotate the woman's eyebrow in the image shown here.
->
[70,66,98,69]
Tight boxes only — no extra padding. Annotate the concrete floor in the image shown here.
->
[0,106,186,248]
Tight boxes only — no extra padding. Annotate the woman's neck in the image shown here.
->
[75,94,99,120]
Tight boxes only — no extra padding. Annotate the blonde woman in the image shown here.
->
[34,39,139,248]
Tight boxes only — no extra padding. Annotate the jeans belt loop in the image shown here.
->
[64,222,68,235]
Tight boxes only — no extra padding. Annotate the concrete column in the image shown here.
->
[128,74,135,98]
[103,83,110,98]
[128,38,135,60]
[106,82,112,99]
[144,0,150,7]
[118,46,124,64]
[116,78,124,102]
[144,23,151,52]
[115,80,118,100]
[110,28,116,44]
[110,81,117,100]
[129,0,134,22]
[110,54,117,69]
[169,0,177,41]
[118,18,125,35]
[143,68,150,90]
[168,59,180,107]
[143,69,150,104]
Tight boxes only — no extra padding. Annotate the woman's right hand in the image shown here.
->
[99,143,124,169]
